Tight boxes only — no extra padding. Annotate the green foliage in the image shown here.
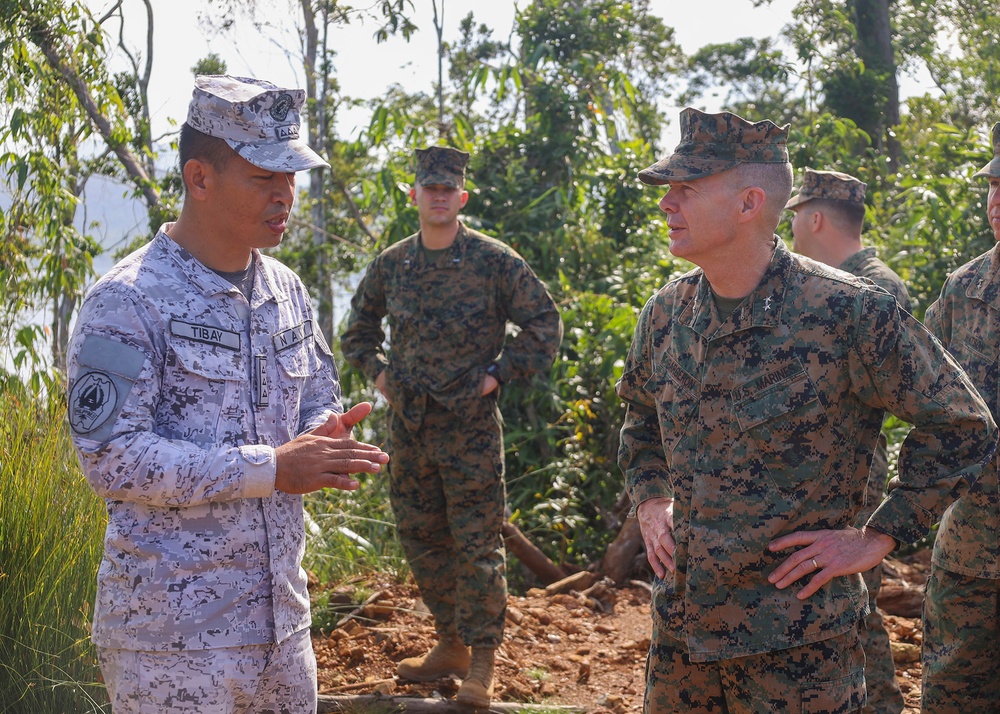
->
[303,462,410,585]
[0,387,109,713]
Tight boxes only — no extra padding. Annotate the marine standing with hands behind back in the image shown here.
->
[616,107,995,712]
[66,75,388,714]
[786,168,909,714]
[340,146,562,707]
[920,121,1000,713]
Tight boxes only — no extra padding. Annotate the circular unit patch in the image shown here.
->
[69,371,119,434]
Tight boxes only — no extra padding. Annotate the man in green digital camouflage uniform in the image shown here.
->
[786,168,909,714]
[921,122,1000,713]
[616,107,995,712]
[340,146,562,707]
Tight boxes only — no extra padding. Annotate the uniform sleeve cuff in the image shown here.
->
[240,444,276,498]
[865,492,933,549]
[627,479,674,517]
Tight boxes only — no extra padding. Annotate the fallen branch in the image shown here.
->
[323,678,396,694]
[501,521,568,585]
[335,589,388,629]
[318,694,586,713]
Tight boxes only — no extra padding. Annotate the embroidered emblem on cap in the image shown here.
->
[270,93,293,122]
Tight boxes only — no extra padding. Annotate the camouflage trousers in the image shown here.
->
[854,442,904,714]
[921,566,1000,713]
[97,628,317,713]
[388,402,507,648]
[645,623,866,713]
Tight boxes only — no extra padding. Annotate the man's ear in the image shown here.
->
[460,190,469,208]
[183,159,211,200]
[409,187,417,205]
[808,208,824,233]
[736,186,767,223]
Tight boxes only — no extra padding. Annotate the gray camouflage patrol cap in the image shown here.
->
[415,146,469,188]
[638,107,789,184]
[186,75,329,172]
[973,122,1000,178]
[785,168,867,209]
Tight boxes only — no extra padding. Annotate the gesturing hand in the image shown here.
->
[274,402,388,494]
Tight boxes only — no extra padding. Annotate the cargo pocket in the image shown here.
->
[799,666,865,713]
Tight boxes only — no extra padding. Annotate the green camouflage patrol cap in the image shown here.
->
[973,122,1000,178]
[415,146,469,188]
[638,107,789,185]
[186,75,329,172]
[785,168,867,209]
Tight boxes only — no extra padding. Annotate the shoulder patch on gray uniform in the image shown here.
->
[70,335,147,438]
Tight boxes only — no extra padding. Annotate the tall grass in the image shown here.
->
[0,389,109,713]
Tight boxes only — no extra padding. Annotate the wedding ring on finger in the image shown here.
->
[811,558,819,570]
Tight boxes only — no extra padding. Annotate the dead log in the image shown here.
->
[542,570,599,595]
[318,694,586,713]
[501,521,568,585]
[877,583,924,618]
[600,515,645,585]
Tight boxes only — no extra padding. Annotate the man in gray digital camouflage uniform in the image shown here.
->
[616,107,995,713]
[921,121,1000,713]
[340,146,562,707]
[66,75,388,714]
[786,168,909,714]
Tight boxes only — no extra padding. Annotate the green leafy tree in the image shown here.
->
[1,0,170,386]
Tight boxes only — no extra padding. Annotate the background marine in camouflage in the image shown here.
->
[66,74,388,714]
[921,120,1000,713]
[617,107,995,713]
[787,167,910,714]
[340,145,562,708]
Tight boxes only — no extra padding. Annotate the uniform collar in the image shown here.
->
[679,237,789,339]
[403,222,470,270]
[156,225,281,305]
[837,246,878,274]
[967,243,1000,304]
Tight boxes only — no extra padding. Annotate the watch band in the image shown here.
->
[486,363,503,385]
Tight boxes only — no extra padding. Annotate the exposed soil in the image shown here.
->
[311,550,930,712]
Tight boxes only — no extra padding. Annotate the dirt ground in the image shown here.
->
[312,550,930,713]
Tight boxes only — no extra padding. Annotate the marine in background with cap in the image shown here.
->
[921,122,1000,712]
[66,75,388,713]
[615,107,995,712]
[786,168,909,714]
[340,146,561,707]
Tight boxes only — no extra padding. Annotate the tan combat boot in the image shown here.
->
[396,635,471,681]
[456,647,495,707]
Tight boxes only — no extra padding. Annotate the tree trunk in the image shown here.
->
[851,0,900,172]
[599,515,644,585]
